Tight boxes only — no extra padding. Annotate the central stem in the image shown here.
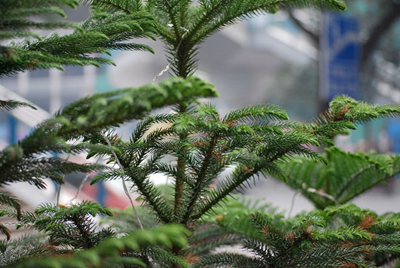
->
[174,102,188,220]
[172,102,188,266]
[169,17,192,267]
[173,30,190,219]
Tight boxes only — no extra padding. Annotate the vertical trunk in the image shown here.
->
[170,12,191,266]
[172,84,189,268]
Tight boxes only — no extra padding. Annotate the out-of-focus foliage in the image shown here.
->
[278,146,400,209]
[0,0,157,76]
[4,224,189,268]
[197,197,400,267]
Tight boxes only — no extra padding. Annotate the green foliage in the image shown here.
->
[1,201,113,250]
[7,224,189,268]
[0,129,107,238]
[278,146,400,209]
[96,197,400,267]
[0,0,160,238]
[89,96,400,229]
[90,103,315,225]
[304,95,400,146]
[0,0,80,39]
[196,197,400,267]
[0,75,215,241]
[1,202,190,267]
[0,100,36,111]
[0,0,157,76]
[83,0,346,77]
[0,190,22,240]
[0,233,48,266]
[6,0,400,267]
[98,198,249,266]
[32,201,114,249]
[101,206,158,232]
[328,95,400,122]
[57,76,218,136]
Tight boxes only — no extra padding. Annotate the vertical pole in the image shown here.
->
[49,69,62,114]
[318,12,329,114]
[97,182,106,206]
[82,65,96,97]
[49,69,62,203]
[8,115,17,145]
[10,71,29,145]
[17,71,29,96]
[83,65,102,203]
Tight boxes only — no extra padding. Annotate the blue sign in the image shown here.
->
[322,12,360,100]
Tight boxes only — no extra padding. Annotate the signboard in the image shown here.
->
[321,12,360,100]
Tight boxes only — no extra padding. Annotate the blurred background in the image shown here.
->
[2,0,400,231]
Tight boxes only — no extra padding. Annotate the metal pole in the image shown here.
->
[49,69,62,114]
[82,65,96,97]
[319,11,329,113]
[8,115,16,144]
[17,71,29,96]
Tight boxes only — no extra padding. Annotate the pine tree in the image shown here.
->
[3,0,400,267]
[73,0,400,267]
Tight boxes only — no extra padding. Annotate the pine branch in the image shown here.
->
[189,0,346,45]
[0,223,11,241]
[182,133,219,224]
[33,201,113,249]
[185,224,244,256]
[0,190,22,221]
[81,0,141,13]
[223,104,289,123]
[92,145,175,224]
[11,224,190,268]
[57,76,217,137]
[194,253,263,268]
[143,247,190,268]
[0,233,48,266]
[278,147,400,209]
[0,0,80,10]
[191,164,263,221]
[0,100,36,112]
[328,95,400,123]
[206,200,384,267]
[301,95,400,145]
[124,155,175,224]
[0,2,157,76]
